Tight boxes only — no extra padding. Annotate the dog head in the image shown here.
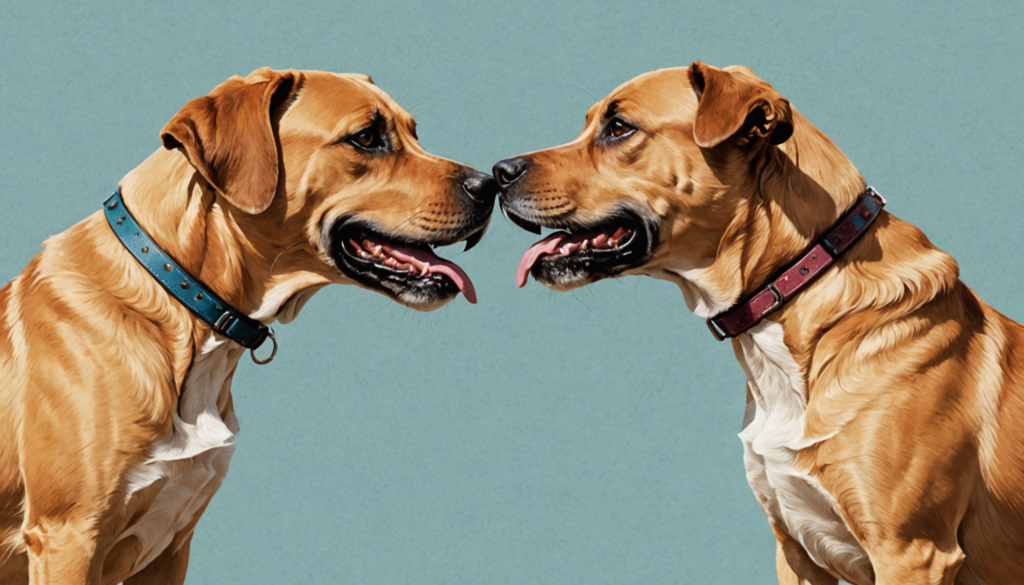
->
[494,62,851,316]
[158,68,497,315]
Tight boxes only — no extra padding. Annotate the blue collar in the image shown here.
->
[104,188,277,364]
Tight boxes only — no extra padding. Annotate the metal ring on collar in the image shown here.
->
[251,328,278,365]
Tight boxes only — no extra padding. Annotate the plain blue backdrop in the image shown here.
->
[2,1,1022,583]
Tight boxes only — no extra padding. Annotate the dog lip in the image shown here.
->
[330,217,477,304]
[500,204,543,234]
[462,225,487,251]
[515,208,655,288]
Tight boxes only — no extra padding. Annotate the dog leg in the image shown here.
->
[123,537,191,585]
[24,519,102,585]
[870,540,965,585]
[775,538,838,585]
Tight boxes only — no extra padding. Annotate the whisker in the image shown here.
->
[270,243,304,272]
[383,211,429,245]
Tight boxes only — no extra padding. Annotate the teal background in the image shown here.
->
[2,1,1022,583]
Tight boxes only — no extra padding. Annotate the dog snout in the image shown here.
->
[462,171,499,205]
[493,158,528,188]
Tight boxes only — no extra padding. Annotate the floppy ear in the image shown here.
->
[687,61,793,149]
[160,68,297,214]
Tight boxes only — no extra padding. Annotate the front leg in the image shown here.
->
[24,518,103,585]
[869,539,964,585]
[775,535,838,585]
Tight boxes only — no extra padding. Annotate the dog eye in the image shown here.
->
[355,131,375,147]
[605,119,636,140]
[345,126,385,151]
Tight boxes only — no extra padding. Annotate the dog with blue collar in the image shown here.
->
[0,67,496,584]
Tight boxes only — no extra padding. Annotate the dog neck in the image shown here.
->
[738,108,868,299]
[664,108,960,380]
[657,108,869,319]
[118,148,333,325]
[700,109,960,393]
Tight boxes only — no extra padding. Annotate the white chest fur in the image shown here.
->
[736,321,873,585]
[118,336,241,572]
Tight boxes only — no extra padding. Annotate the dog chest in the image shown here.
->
[736,321,873,585]
[118,337,241,573]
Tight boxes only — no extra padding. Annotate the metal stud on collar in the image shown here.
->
[251,328,278,365]
[104,188,272,352]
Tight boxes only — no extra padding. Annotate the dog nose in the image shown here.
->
[493,158,527,187]
[462,171,499,204]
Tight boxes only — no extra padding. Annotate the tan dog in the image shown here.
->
[0,68,496,584]
[495,62,1024,585]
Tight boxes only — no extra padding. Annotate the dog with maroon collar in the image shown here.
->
[495,61,1024,585]
[0,68,495,584]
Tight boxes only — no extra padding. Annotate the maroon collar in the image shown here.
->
[706,187,886,341]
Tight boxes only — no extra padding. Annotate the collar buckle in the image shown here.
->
[707,318,729,342]
[213,312,237,337]
[765,283,783,312]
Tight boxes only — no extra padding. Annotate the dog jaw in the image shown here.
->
[511,207,660,291]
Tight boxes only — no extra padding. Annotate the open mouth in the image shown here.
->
[331,219,477,306]
[514,209,655,288]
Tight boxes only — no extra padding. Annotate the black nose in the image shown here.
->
[462,171,499,204]
[493,158,527,187]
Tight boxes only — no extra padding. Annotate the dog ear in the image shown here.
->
[687,62,793,149]
[160,69,297,214]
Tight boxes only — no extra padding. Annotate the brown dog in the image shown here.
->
[495,62,1024,584]
[0,68,496,584]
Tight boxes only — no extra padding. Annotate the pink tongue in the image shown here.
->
[381,243,477,304]
[516,232,567,288]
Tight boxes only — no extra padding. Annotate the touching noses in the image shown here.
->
[492,158,527,188]
[462,171,500,205]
